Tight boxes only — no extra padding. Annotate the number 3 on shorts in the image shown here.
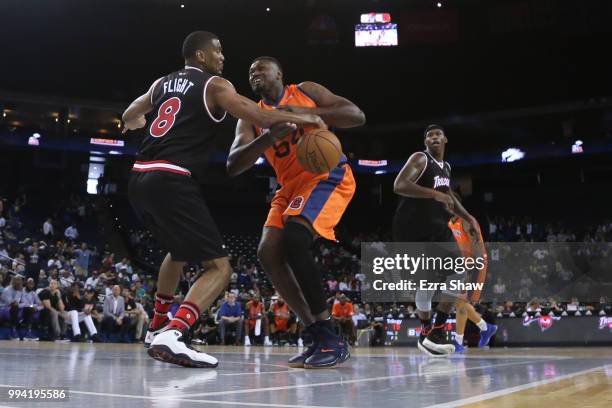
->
[150,97,182,138]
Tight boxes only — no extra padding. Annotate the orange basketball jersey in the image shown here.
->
[255,84,320,186]
[448,217,488,302]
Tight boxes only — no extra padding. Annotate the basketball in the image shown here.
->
[296,129,343,174]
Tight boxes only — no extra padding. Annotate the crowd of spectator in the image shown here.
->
[1,192,610,346]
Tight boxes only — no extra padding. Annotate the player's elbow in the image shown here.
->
[393,179,407,195]
[354,110,366,126]
[226,158,239,178]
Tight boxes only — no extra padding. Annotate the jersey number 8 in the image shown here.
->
[150,97,182,138]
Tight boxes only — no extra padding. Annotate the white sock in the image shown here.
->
[477,319,488,331]
[264,336,270,342]
[455,334,464,344]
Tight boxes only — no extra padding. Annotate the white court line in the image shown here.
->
[214,350,572,361]
[0,359,542,404]
[424,364,609,408]
[159,359,548,398]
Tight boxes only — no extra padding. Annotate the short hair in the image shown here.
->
[182,31,218,59]
[252,56,283,73]
[424,124,445,138]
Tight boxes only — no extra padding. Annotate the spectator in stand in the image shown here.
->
[332,294,355,345]
[526,298,542,313]
[102,285,132,342]
[25,242,43,283]
[217,292,243,345]
[85,270,99,290]
[326,276,338,293]
[338,276,350,292]
[38,279,67,341]
[0,275,37,340]
[492,277,507,296]
[74,243,92,278]
[122,287,147,342]
[99,268,117,287]
[269,296,296,345]
[59,268,75,289]
[21,278,42,340]
[351,304,368,329]
[243,294,271,346]
[43,218,54,237]
[64,223,78,241]
[83,289,103,325]
[64,284,100,342]
[101,252,115,269]
[133,280,145,299]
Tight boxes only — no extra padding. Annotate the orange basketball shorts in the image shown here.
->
[264,163,356,241]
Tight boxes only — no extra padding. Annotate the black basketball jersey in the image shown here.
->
[394,151,452,238]
[135,65,227,182]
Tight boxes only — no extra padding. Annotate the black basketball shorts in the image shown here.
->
[128,171,227,263]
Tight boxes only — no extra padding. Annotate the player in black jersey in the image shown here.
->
[393,124,481,357]
[122,31,325,368]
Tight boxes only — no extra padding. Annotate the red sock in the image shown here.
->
[151,293,173,330]
[167,301,200,332]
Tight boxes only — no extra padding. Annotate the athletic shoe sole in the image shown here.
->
[288,360,306,369]
[423,338,455,354]
[147,345,218,368]
[418,339,452,358]
[303,350,350,369]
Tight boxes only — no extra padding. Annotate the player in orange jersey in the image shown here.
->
[448,215,496,352]
[227,56,365,368]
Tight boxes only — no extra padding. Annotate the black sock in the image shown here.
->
[434,311,449,327]
[282,222,328,316]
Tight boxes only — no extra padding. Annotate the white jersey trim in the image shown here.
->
[413,152,428,183]
[148,77,164,105]
[202,76,227,123]
[132,161,192,177]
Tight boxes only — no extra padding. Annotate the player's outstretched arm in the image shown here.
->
[394,152,453,212]
[449,191,481,240]
[227,120,295,177]
[206,77,326,130]
[280,81,365,128]
[122,79,159,133]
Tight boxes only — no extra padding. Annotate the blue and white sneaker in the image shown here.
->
[452,339,465,353]
[478,324,498,348]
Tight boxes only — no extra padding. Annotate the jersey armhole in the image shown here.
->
[414,151,428,183]
[203,76,228,123]
[296,84,317,105]
[149,77,164,105]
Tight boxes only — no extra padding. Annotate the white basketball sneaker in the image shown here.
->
[148,329,219,368]
[144,321,168,349]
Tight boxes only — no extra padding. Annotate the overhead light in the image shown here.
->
[437,2,443,7]
[55,117,59,122]
[180,4,185,8]
[375,170,386,175]
[67,119,71,124]
[32,133,41,139]
[108,150,122,155]
[266,7,270,12]
[2,112,6,118]
[501,147,525,163]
